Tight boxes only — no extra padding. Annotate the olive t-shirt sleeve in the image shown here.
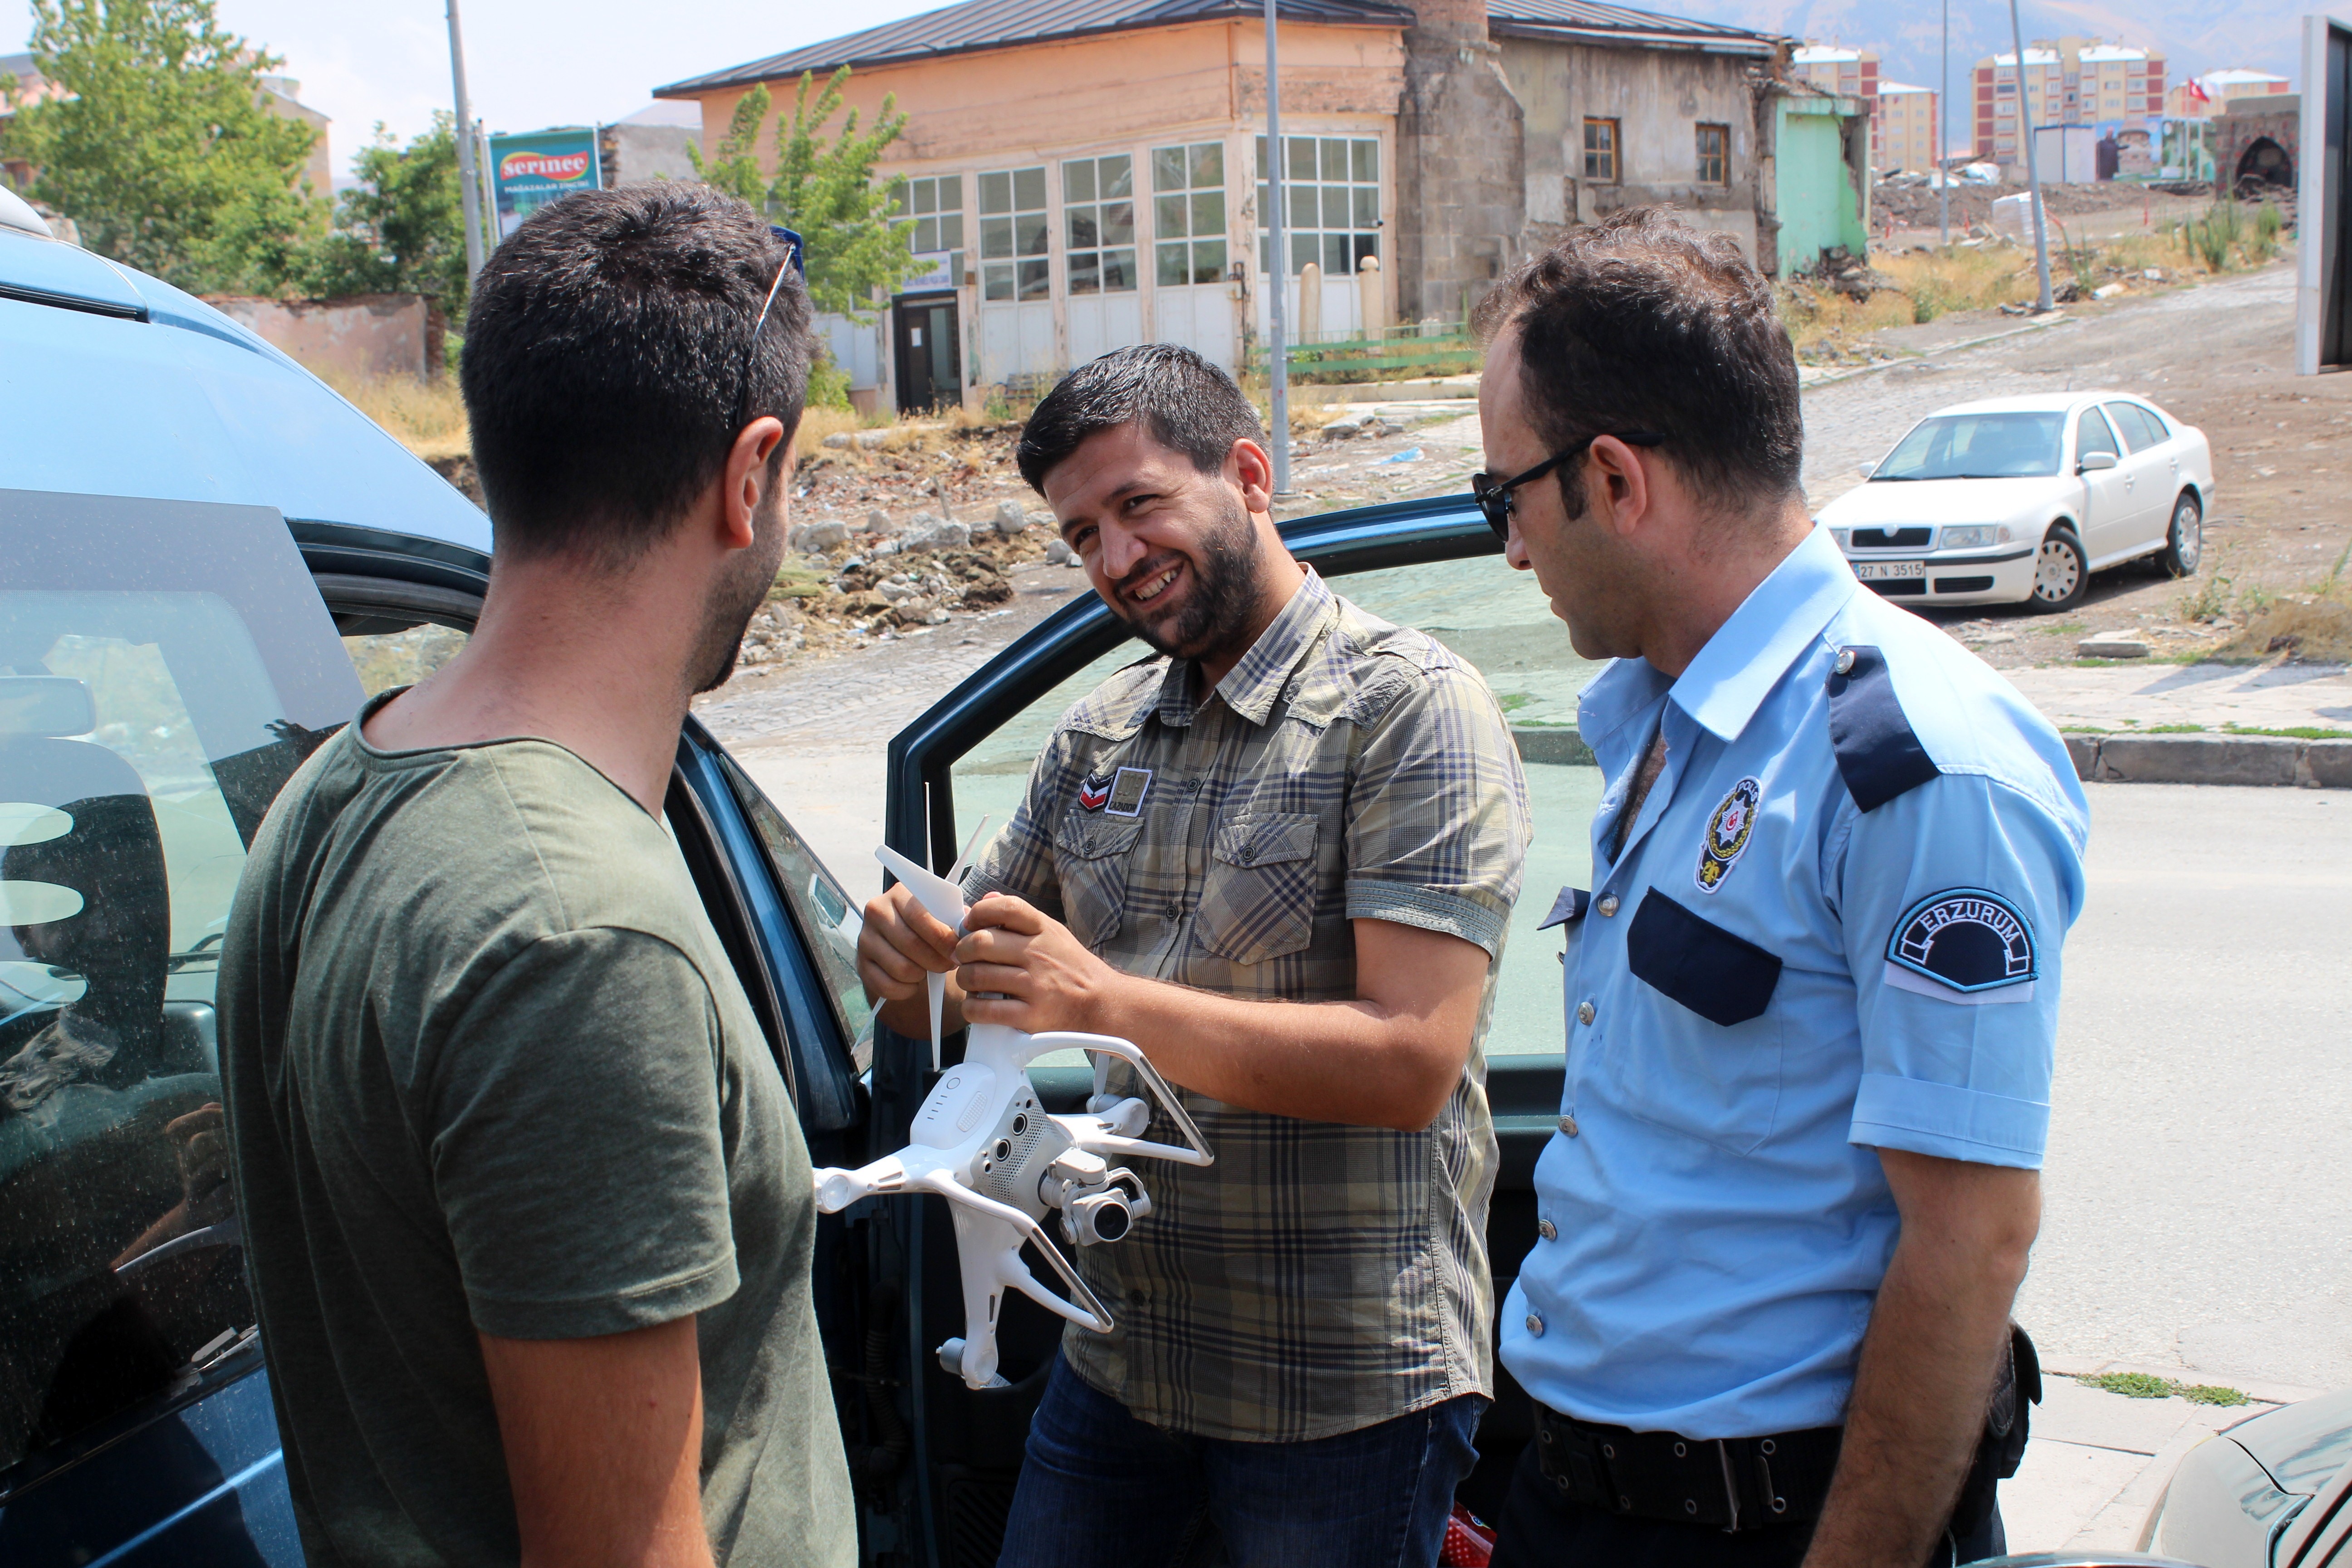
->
[427,927,741,1341]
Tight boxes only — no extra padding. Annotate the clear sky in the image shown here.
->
[7,0,949,171]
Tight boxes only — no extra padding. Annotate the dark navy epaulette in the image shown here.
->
[1826,644,1941,812]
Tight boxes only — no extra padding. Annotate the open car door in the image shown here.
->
[857,495,1600,1566]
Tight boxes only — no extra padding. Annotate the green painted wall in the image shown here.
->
[1774,99,1868,272]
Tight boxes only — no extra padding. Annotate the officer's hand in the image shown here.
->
[856,882,959,1005]
[956,893,1124,1036]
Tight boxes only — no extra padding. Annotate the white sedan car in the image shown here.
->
[1820,392,2215,611]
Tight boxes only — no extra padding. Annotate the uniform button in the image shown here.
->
[1558,1114,1580,1138]
[1538,1218,1558,1241]
[1524,1312,1545,1337]
[1834,647,1857,676]
[1597,893,1620,917]
[1576,1000,1596,1026]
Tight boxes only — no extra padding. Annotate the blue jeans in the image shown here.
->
[996,1353,1485,1568]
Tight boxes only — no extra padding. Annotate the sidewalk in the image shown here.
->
[2002,1364,2328,1554]
[2004,661,2352,735]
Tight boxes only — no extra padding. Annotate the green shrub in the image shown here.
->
[805,350,853,411]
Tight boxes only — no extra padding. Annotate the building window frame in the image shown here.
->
[1152,141,1230,288]
[1583,118,1620,183]
[1254,132,1382,279]
[889,173,965,281]
[1695,122,1729,185]
[1062,154,1137,296]
[977,166,1049,304]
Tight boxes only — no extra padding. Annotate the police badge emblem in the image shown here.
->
[1695,776,1762,893]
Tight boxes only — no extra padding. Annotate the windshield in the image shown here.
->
[1872,412,2065,480]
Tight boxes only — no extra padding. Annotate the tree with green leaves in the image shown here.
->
[294,113,469,323]
[688,67,918,318]
[1,0,323,294]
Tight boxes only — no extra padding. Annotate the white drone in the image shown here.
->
[812,834,1213,1390]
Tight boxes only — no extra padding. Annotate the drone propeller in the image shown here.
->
[875,817,988,1073]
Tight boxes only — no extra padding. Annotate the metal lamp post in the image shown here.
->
[447,0,486,283]
[1263,0,1292,496]
[2005,0,2055,311]
[1938,0,1949,245]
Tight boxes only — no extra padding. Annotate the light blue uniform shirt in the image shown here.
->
[1498,525,2088,1439]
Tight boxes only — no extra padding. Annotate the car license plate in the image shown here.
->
[1854,561,1926,581]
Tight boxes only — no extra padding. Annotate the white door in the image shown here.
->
[2072,407,2137,562]
[2102,401,2176,554]
[1152,285,1236,371]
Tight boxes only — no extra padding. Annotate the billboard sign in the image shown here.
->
[490,127,602,237]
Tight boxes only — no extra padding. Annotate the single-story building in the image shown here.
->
[656,0,1864,410]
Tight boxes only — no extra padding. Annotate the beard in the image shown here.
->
[1113,493,1264,665]
[689,486,789,695]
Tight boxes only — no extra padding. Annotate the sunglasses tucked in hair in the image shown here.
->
[460,185,813,567]
[1472,207,1802,526]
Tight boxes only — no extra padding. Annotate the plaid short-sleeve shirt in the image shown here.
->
[966,570,1531,1441]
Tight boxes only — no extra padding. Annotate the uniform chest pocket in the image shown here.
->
[1600,888,1786,1154]
[1199,812,1319,966]
[1054,811,1146,949]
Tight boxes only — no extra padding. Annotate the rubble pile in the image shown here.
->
[740,490,1077,675]
[1867,178,2186,232]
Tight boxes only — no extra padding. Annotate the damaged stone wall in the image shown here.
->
[1499,40,1766,267]
[1395,0,1527,324]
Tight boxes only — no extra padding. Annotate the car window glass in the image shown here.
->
[716,751,876,1072]
[1876,412,2063,480]
[0,493,363,1480]
[2076,407,2121,461]
[343,621,466,698]
[2103,402,2163,451]
[950,557,1599,1066]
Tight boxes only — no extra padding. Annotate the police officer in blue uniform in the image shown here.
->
[1470,210,2088,1567]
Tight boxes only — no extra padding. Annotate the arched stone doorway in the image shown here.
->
[2235,136,2293,196]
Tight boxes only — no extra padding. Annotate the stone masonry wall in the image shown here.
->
[1395,0,1528,325]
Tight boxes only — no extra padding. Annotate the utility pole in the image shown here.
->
[1938,0,1949,245]
[2005,0,2054,311]
[1263,0,1291,496]
[446,0,486,282]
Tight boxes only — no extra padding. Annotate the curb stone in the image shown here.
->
[1513,728,2351,787]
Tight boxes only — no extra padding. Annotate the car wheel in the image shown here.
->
[2160,491,2203,578]
[2031,525,2089,612]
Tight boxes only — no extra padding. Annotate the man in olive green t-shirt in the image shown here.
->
[220,186,854,1567]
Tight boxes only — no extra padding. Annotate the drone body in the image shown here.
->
[812,844,1213,1389]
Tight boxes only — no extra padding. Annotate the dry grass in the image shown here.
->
[311,366,471,463]
[2212,590,2352,664]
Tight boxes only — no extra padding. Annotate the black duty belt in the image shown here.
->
[1529,1323,2038,1537]
[1530,1407,1844,1533]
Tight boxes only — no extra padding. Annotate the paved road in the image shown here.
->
[2019,781,2352,1391]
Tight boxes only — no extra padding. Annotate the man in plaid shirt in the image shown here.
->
[858,344,1529,1565]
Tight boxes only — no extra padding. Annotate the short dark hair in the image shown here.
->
[1473,207,1802,517]
[460,184,813,564]
[1017,344,1264,494]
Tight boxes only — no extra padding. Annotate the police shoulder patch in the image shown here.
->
[1884,888,2038,1004]
[1695,777,1762,894]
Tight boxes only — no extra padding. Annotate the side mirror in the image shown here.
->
[1855,461,1877,479]
[2078,451,2118,472]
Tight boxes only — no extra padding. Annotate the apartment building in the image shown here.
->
[1973,37,2164,166]
[1873,81,1937,173]
[2166,68,2292,117]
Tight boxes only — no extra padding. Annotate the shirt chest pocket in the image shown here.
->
[1054,812,1146,949]
[1596,888,1786,1154]
[1199,812,1319,967]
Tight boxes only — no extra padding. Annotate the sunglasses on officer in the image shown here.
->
[1470,431,1666,542]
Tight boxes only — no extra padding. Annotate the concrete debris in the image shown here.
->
[991,499,1034,536]
[1044,538,1074,564]
[2078,636,2152,659]
[902,518,970,553]
[790,519,849,553]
